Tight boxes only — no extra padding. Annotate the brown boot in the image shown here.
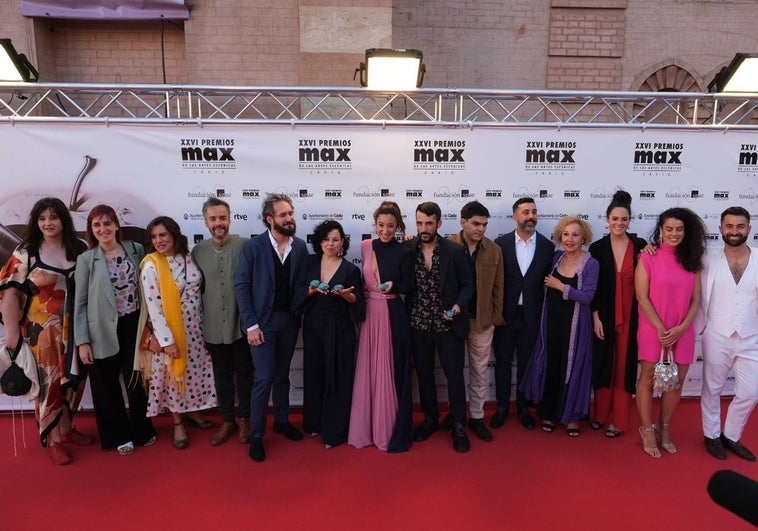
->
[210,421,237,446]
[238,417,251,444]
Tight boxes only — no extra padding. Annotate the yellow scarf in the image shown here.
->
[134,252,187,393]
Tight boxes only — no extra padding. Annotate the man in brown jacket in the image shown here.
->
[446,201,505,441]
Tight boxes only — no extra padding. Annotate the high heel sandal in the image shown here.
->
[639,426,661,459]
[173,420,189,450]
[655,422,676,454]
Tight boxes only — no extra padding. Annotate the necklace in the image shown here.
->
[211,239,229,254]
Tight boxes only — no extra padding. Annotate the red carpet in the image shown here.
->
[1,398,756,530]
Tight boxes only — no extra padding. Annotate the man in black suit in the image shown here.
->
[407,202,474,452]
[492,198,555,430]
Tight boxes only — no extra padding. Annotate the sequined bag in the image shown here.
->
[653,348,679,396]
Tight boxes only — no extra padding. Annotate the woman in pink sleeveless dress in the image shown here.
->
[635,207,705,458]
[348,201,413,452]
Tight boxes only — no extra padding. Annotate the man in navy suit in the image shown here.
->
[234,193,308,462]
[407,201,474,452]
[492,198,555,430]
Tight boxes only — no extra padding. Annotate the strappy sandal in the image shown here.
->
[639,425,661,459]
[605,427,622,438]
[655,422,677,454]
[117,441,135,455]
[541,421,555,433]
[566,423,580,437]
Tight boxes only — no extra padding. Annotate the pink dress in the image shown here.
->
[637,244,696,364]
[348,239,399,450]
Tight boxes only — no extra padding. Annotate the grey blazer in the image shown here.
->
[74,242,144,359]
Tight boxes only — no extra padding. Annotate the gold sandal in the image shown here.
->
[655,422,676,454]
[639,426,661,459]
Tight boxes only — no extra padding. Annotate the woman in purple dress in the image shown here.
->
[635,207,705,458]
[348,201,413,452]
[301,220,364,449]
[522,216,599,437]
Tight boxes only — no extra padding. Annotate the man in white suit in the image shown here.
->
[700,206,757,461]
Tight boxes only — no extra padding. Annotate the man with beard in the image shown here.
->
[235,193,308,462]
[192,197,253,446]
[492,198,555,430]
[408,201,474,452]
[700,206,757,461]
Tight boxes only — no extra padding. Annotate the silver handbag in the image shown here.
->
[653,348,679,396]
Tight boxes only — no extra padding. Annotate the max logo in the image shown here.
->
[634,151,681,164]
[181,147,234,161]
[525,149,574,163]
[299,148,351,162]
[414,149,464,162]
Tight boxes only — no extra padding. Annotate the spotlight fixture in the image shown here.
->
[355,48,425,91]
[0,39,39,82]
[708,53,758,93]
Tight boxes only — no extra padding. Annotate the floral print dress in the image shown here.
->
[140,254,216,415]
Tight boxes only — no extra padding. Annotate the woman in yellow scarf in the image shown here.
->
[135,216,216,449]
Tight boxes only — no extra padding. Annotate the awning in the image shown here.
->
[22,1,190,20]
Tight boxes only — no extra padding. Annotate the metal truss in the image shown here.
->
[0,83,757,129]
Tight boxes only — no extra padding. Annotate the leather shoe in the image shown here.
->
[249,437,265,462]
[273,422,304,441]
[238,418,251,444]
[413,418,440,442]
[440,413,453,431]
[704,436,727,460]
[210,421,238,446]
[451,422,471,453]
[468,418,493,442]
[490,406,508,429]
[721,434,757,462]
[518,408,536,430]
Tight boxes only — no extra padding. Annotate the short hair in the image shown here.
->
[650,207,706,273]
[145,216,189,256]
[606,190,632,218]
[311,219,350,255]
[202,197,230,216]
[512,197,536,213]
[552,216,593,246]
[85,204,121,249]
[460,201,490,219]
[372,201,405,234]
[20,196,83,261]
[720,206,750,224]
[261,193,293,229]
[416,201,442,221]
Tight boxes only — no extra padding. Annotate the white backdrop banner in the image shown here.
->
[2,122,756,410]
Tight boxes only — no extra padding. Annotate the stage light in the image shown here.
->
[355,48,425,90]
[0,39,39,82]
[708,53,758,93]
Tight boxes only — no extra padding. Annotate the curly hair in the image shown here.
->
[650,207,706,272]
[552,215,593,246]
[144,216,189,256]
[311,219,350,255]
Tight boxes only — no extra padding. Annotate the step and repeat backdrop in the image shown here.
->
[1,122,756,409]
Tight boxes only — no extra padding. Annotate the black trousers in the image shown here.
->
[88,311,155,449]
[207,337,254,422]
[411,328,467,424]
[493,307,538,410]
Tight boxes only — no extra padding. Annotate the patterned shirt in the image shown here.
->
[410,241,447,333]
[106,251,139,316]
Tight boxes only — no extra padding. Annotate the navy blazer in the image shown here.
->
[234,231,308,331]
[495,230,555,325]
[405,236,474,341]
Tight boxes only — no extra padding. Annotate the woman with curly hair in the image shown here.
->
[635,207,705,458]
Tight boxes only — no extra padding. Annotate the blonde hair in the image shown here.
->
[552,216,593,245]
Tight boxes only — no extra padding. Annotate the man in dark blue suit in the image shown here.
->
[407,201,474,452]
[234,193,308,462]
[492,198,555,430]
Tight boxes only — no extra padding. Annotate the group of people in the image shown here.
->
[0,191,755,466]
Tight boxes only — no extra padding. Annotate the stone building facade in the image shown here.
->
[1,1,757,92]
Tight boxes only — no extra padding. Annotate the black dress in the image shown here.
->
[300,255,365,447]
[538,269,577,423]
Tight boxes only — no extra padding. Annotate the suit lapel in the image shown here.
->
[93,246,118,312]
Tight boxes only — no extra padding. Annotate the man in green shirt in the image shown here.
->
[192,197,253,446]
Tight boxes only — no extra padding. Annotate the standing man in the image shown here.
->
[234,193,308,462]
[408,201,474,452]
[447,201,504,442]
[192,197,253,446]
[700,206,757,461]
[492,198,555,430]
